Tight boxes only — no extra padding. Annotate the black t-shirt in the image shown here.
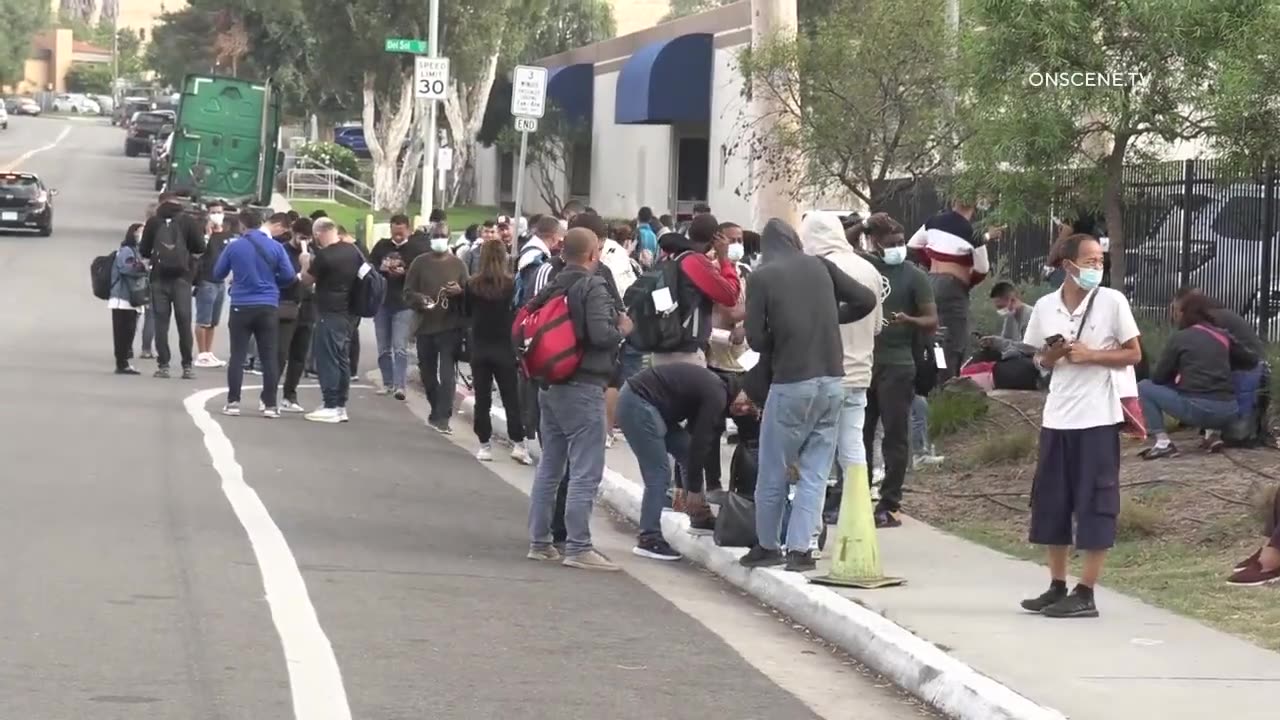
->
[309,242,365,315]
[625,363,729,493]
[370,235,430,311]
[197,230,233,283]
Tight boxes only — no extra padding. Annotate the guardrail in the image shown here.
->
[285,155,374,207]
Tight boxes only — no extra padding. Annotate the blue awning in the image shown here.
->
[547,64,594,123]
[615,34,713,125]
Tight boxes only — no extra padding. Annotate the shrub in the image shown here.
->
[298,142,360,180]
[973,429,1037,465]
[929,389,988,438]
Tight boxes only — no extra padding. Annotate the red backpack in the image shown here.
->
[512,283,584,384]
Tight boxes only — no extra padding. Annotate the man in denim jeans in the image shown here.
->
[742,219,877,572]
[526,229,631,571]
[368,215,425,399]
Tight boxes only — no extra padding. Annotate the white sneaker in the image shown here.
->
[305,408,342,424]
[258,400,266,412]
[476,444,494,462]
[193,353,218,368]
[511,442,533,466]
[376,385,392,396]
[605,432,615,449]
[338,407,349,423]
[262,406,280,419]
[280,399,306,413]
[221,402,240,416]
[207,353,227,368]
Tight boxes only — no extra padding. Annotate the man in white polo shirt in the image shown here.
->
[1020,233,1142,619]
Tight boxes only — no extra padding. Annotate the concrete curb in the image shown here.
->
[452,387,1067,720]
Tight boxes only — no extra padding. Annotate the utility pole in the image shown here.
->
[419,0,441,221]
[749,0,800,231]
[942,0,960,174]
[111,3,119,92]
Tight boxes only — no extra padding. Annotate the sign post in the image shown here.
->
[510,65,548,227]
[421,0,442,220]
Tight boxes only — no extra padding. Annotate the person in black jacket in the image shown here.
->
[139,193,206,378]
[1138,291,1259,459]
[526,228,632,572]
[465,239,532,465]
[274,217,317,413]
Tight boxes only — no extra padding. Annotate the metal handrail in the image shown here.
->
[286,168,372,206]
[289,154,374,205]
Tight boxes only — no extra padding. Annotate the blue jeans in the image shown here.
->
[529,382,608,556]
[756,377,844,551]
[374,306,414,390]
[910,395,931,455]
[194,281,226,328]
[616,385,690,539]
[1137,379,1239,434]
[313,312,352,409]
[836,387,868,469]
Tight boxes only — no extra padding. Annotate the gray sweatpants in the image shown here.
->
[528,382,608,556]
[930,273,970,382]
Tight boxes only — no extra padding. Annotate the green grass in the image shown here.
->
[289,199,499,239]
[946,520,1280,651]
[972,429,1037,465]
[928,389,989,438]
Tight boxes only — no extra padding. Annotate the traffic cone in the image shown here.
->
[810,464,905,589]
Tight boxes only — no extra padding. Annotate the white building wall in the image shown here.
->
[472,144,500,208]
[707,41,754,225]
[518,152,567,217]
[590,70,673,219]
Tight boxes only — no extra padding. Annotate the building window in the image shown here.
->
[499,150,513,194]
[569,137,591,198]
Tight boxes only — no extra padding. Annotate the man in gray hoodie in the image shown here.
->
[742,218,878,572]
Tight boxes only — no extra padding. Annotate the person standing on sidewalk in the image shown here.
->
[193,200,232,368]
[1020,233,1141,618]
[139,193,206,379]
[802,211,884,528]
[464,238,532,464]
[527,228,631,571]
[299,219,364,424]
[404,226,468,434]
[213,207,298,418]
[856,215,937,529]
[741,219,877,572]
[617,363,752,562]
[108,224,148,375]
[274,217,317,413]
[369,215,424,399]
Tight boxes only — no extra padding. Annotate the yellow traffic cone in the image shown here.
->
[811,464,905,589]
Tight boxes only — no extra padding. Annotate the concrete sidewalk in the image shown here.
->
[441,380,1280,720]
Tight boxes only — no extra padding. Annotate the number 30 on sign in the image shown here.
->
[415,57,450,100]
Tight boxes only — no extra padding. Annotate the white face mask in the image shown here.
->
[996,308,1010,317]
[208,212,224,226]
[726,243,745,263]
[431,237,450,253]
[882,246,907,265]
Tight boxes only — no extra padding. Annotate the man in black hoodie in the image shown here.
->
[526,228,632,572]
[742,218,878,572]
[139,193,206,379]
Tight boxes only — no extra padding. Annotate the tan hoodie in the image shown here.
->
[800,212,883,388]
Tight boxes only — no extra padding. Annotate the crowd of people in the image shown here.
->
[104,189,1278,606]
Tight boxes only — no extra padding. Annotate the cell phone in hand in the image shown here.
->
[1044,334,1065,347]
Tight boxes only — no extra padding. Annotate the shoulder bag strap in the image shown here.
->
[1069,289,1100,342]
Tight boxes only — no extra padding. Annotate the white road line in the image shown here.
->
[184,386,353,720]
[0,125,73,172]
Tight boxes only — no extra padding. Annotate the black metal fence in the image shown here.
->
[873,160,1280,339]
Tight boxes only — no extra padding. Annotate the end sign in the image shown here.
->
[510,65,548,119]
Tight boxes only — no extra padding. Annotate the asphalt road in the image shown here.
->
[0,118,934,720]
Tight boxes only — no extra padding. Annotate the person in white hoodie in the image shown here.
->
[800,211,885,524]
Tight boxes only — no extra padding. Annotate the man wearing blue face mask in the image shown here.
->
[854,214,937,529]
[1020,233,1141,619]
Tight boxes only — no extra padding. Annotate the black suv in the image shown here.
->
[125,110,175,157]
[0,172,56,236]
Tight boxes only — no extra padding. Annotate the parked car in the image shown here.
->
[0,172,56,236]
[125,111,175,157]
[114,98,152,126]
[153,133,174,191]
[334,125,370,159]
[5,97,41,116]
[149,124,174,174]
[0,105,7,130]
[51,94,101,114]
[91,94,114,116]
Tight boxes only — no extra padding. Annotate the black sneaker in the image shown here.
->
[1138,443,1180,460]
[153,367,170,379]
[1020,584,1069,613]
[114,365,140,375]
[633,536,682,561]
[394,388,406,401]
[181,367,196,380]
[428,419,453,435]
[785,550,817,573]
[874,510,902,528]
[1041,588,1099,618]
[739,545,784,568]
[687,513,716,535]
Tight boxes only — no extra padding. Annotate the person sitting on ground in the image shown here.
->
[982,281,1033,349]
[1228,486,1280,586]
[617,363,756,562]
[1137,291,1259,459]
[1172,287,1265,359]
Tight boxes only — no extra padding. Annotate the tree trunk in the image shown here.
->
[362,70,418,211]
[443,50,501,204]
[1103,134,1129,288]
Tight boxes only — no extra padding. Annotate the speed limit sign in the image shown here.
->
[415,57,450,100]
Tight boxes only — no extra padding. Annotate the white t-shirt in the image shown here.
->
[1023,286,1140,430]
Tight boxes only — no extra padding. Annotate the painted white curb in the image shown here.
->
[453,388,1067,720]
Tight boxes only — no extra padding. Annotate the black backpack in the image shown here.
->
[151,219,189,276]
[350,263,387,318]
[624,251,692,352]
[91,251,117,300]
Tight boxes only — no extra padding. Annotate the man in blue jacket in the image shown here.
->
[213,207,300,418]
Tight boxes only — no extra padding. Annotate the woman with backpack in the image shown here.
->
[464,239,533,465]
[109,223,149,375]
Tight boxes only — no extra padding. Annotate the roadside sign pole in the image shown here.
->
[512,129,530,230]
[420,0,441,222]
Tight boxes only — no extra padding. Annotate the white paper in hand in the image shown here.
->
[652,286,675,313]
[933,345,948,369]
[357,263,373,279]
